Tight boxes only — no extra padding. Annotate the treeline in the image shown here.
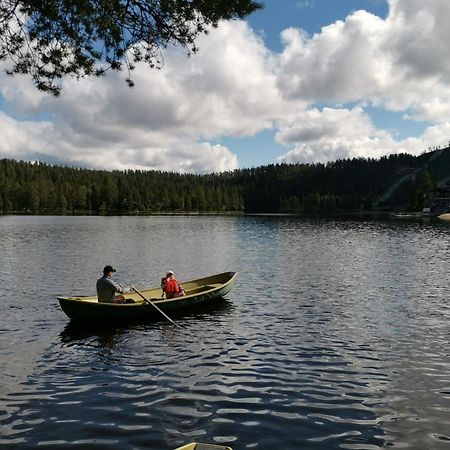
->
[0,159,244,213]
[0,150,443,214]
[235,151,435,212]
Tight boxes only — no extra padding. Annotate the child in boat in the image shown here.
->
[161,271,186,299]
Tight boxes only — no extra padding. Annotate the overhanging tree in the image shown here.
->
[0,0,262,95]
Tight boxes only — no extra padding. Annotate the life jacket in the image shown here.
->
[164,278,181,294]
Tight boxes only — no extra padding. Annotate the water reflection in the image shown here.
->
[2,216,450,449]
[59,299,234,345]
[60,322,128,348]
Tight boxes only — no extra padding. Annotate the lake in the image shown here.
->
[1,215,450,449]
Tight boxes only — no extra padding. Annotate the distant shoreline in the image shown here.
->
[0,210,437,219]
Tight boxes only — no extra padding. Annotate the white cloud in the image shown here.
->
[277,0,450,122]
[276,107,450,164]
[0,112,55,158]
[386,0,450,81]
[277,11,389,103]
[272,0,450,163]
[2,0,450,171]
[0,20,281,173]
[276,107,396,163]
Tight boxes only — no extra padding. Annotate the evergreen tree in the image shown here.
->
[0,0,261,95]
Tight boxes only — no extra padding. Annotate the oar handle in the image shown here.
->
[131,286,181,328]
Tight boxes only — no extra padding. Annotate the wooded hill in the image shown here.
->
[1,147,450,214]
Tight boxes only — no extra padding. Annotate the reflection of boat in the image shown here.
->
[57,272,237,323]
[174,444,232,450]
[60,321,126,345]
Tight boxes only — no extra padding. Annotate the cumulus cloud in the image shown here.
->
[274,0,450,163]
[2,0,450,170]
[386,0,450,81]
[0,20,281,173]
[275,107,445,164]
[277,11,389,103]
[277,0,450,122]
[0,112,55,158]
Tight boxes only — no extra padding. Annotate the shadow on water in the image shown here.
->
[60,321,129,347]
[59,298,234,345]
[167,297,235,321]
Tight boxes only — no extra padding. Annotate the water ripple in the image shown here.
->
[2,216,450,449]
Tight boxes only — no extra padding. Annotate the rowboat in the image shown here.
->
[57,272,237,323]
[173,444,232,450]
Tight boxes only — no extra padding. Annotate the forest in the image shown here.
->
[0,148,446,214]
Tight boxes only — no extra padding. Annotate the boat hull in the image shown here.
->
[58,272,237,323]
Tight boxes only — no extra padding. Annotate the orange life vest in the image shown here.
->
[163,278,181,294]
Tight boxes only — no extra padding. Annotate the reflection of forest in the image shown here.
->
[2,147,450,214]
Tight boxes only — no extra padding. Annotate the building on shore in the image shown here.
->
[426,186,450,214]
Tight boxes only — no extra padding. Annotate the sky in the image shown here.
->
[1,0,450,173]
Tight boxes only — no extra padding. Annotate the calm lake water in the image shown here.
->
[1,215,450,449]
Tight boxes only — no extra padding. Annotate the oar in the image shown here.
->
[131,286,181,328]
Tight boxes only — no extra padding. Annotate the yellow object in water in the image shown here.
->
[173,444,232,450]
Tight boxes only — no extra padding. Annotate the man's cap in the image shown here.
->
[167,270,174,276]
[103,265,116,274]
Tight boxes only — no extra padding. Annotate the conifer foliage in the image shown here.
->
[0,0,262,95]
[0,150,441,214]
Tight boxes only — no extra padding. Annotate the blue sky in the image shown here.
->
[0,0,449,172]
[249,0,389,48]
[232,0,425,168]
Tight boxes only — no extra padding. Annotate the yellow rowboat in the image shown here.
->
[57,272,237,323]
[173,444,232,450]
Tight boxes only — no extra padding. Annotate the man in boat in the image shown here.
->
[161,271,186,299]
[96,265,127,303]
